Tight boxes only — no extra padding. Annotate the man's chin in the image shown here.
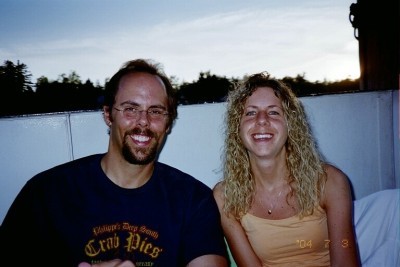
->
[122,141,158,165]
[123,151,156,165]
[130,156,154,165]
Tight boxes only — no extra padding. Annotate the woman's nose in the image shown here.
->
[256,111,270,125]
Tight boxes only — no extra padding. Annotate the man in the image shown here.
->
[0,59,228,267]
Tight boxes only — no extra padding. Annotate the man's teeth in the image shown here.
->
[133,135,150,142]
[254,134,272,139]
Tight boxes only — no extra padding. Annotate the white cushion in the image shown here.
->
[354,189,400,267]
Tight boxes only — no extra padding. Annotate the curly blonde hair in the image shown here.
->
[222,72,326,219]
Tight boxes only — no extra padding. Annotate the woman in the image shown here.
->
[213,72,360,267]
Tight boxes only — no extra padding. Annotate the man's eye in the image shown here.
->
[124,107,137,112]
[149,109,163,115]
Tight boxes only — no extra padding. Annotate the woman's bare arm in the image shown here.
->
[322,164,361,267]
[213,182,263,267]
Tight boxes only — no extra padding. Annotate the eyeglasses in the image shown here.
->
[114,107,169,120]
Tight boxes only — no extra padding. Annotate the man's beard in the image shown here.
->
[122,128,159,165]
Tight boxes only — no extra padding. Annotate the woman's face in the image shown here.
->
[239,86,288,161]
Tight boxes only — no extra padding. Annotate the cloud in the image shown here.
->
[1,3,359,84]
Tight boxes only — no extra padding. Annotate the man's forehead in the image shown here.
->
[115,72,168,103]
[118,72,166,91]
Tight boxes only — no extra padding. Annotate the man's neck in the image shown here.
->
[101,153,155,189]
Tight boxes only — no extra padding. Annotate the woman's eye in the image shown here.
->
[269,110,280,115]
[245,111,257,116]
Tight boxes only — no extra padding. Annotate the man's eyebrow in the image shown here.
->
[119,101,167,110]
[119,101,139,107]
[149,105,168,111]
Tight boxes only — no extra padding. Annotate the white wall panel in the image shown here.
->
[302,91,395,199]
[158,103,227,188]
[0,90,398,224]
[69,111,109,159]
[0,114,73,224]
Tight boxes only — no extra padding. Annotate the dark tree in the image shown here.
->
[0,60,362,117]
[0,60,34,116]
[282,74,359,96]
[35,71,104,113]
[176,71,237,105]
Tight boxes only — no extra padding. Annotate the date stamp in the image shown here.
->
[296,239,350,248]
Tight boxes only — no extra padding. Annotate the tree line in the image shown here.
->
[0,60,360,117]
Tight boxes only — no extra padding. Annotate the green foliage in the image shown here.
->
[0,60,360,117]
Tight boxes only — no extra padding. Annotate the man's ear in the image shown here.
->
[103,106,112,126]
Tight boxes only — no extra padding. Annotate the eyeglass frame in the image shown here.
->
[113,106,170,120]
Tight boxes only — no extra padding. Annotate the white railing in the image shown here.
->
[0,89,398,224]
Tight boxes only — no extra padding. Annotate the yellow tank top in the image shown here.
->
[241,206,330,267]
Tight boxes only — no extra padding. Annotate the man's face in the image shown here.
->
[106,72,170,165]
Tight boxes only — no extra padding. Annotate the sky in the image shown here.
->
[0,0,360,85]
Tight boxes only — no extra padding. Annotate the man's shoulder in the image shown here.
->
[48,153,102,170]
[33,154,103,180]
[155,161,190,176]
[154,162,211,191]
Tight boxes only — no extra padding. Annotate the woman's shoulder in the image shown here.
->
[321,163,353,207]
[213,180,224,191]
[212,181,226,205]
[323,163,349,186]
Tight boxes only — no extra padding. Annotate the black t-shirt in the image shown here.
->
[0,154,227,266]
